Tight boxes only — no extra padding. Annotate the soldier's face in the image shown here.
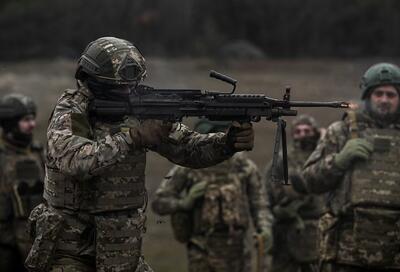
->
[18,114,36,135]
[369,85,399,116]
[292,124,315,141]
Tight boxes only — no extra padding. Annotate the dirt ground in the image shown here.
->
[0,57,394,271]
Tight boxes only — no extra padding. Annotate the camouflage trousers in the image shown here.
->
[26,204,153,272]
[320,262,400,272]
[187,231,251,272]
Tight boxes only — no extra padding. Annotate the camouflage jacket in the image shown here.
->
[302,110,400,267]
[302,110,400,213]
[44,83,234,213]
[152,152,272,236]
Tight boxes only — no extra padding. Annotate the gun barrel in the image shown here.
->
[289,101,349,108]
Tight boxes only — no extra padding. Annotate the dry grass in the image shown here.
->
[0,57,395,271]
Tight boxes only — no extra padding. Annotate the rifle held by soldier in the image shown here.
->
[89,70,349,183]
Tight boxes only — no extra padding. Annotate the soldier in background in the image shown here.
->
[25,37,255,272]
[152,120,272,272]
[0,94,44,271]
[265,114,325,272]
[302,62,400,271]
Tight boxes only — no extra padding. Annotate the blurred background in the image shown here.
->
[0,0,399,271]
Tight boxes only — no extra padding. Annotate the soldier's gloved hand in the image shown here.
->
[226,121,254,152]
[334,138,373,170]
[254,228,273,253]
[179,181,208,211]
[128,119,172,148]
[289,171,308,195]
[272,204,297,220]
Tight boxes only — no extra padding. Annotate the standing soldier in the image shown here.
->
[265,114,325,272]
[302,63,400,271]
[25,37,254,272]
[0,94,44,272]
[152,120,272,272]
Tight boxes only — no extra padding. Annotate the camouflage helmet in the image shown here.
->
[75,37,146,85]
[194,119,231,134]
[291,114,318,132]
[0,93,36,120]
[360,62,400,99]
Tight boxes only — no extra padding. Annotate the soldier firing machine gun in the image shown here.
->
[89,70,349,184]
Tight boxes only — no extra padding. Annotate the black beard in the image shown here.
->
[365,100,399,127]
[4,130,32,148]
[293,134,319,151]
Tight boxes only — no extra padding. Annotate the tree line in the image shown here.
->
[0,0,399,60]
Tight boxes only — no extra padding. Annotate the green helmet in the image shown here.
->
[75,37,146,85]
[0,93,36,120]
[360,62,400,99]
[194,120,231,134]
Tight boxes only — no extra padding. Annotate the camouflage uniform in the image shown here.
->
[266,144,325,272]
[152,152,272,272]
[303,109,400,271]
[25,84,236,272]
[0,130,44,271]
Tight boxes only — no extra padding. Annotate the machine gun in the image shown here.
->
[89,70,349,184]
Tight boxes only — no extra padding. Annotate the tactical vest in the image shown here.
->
[191,155,250,235]
[350,127,400,207]
[44,118,147,213]
[336,113,400,268]
[0,140,44,220]
[39,87,150,271]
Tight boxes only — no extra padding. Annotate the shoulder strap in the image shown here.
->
[346,111,359,139]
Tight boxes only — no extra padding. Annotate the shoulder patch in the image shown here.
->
[71,112,93,139]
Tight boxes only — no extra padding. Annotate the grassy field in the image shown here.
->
[0,57,394,271]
